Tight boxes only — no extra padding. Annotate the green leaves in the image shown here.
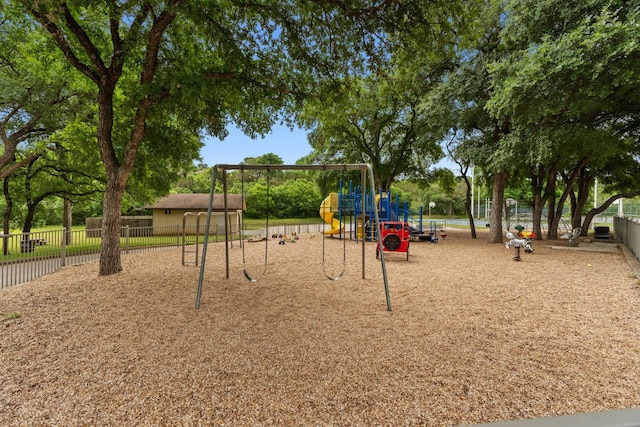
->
[482,0,640,180]
[488,1,640,127]
[303,69,445,190]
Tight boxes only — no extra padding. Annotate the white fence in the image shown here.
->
[613,216,640,263]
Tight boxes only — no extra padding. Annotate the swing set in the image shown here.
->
[194,163,393,311]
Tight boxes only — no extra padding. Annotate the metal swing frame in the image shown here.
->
[195,163,392,311]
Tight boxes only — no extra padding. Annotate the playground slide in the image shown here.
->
[319,194,344,235]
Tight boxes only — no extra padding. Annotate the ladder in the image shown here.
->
[182,212,209,266]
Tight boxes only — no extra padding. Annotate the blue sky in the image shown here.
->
[200,123,455,171]
[200,124,312,166]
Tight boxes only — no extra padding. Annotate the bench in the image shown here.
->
[20,238,48,253]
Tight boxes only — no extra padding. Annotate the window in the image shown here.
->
[164,209,171,215]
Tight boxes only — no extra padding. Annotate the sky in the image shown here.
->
[200,123,455,171]
[200,124,313,166]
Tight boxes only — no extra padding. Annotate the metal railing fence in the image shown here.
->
[247,222,326,237]
[1,223,328,290]
[1,225,182,290]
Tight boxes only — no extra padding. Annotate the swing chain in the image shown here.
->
[241,167,270,282]
[321,167,347,281]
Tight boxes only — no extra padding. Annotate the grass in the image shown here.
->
[2,312,21,322]
[6,224,87,234]
[1,232,182,263]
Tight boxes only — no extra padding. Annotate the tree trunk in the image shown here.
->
[568,189,578,229]
[532,191,544,241]
[96,82,126,276]
[543,167,557,239]
[100,179,125,275]
[2,178,12,256]
[63,197,73,245]
[549,199,566,239]
[529,168,544,240]
[574,173,595,235]
[549,181,576,238]
[546,189,556,240]
[581,209,598,234]
[22,205,36,234]
[503,199,511,231]
[461,174,476,239]
[488,170,507,243]
[582,192,640,233]
[549,159,588,239]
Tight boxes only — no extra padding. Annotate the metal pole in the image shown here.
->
[195,213,201,266]
[361,168,366,280]
[195,166,219,309]
[223,169,230,276]
[367,164,392,311]
[181,214,187,266]
[61,227,67,268]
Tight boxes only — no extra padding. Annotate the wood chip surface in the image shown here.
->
[1,229,639,426]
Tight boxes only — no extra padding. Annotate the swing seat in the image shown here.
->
[247,234,266,242]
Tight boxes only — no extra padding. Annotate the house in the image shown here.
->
[147,193,245,235]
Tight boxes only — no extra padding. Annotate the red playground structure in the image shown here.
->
[376,221,410,260]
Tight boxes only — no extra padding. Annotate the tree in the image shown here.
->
[16,0,407,275]
[303,71,445,192]
[1,7,100,242]
[487,0,640,237]
[573,142,640,233]
[272,179,322,218]
[446,136,477,238]
[239,153,285,185]
[428,0,513,243]
[27,140,103,232]
[298,0,474,192]
[172,163,213,194]
[18,1,198,274]
[0,7,79,180]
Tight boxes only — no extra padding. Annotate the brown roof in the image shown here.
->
[148,193,245,211]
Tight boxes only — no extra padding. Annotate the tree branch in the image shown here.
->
[28,5,99,82]
[0,152,42,180]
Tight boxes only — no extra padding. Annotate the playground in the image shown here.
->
[1,228,640,426]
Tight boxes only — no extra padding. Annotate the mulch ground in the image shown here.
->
[1,228,639,426]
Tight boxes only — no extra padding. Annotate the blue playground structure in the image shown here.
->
[320,180,442,242]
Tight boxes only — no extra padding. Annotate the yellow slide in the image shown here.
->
[319,193,344,235]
